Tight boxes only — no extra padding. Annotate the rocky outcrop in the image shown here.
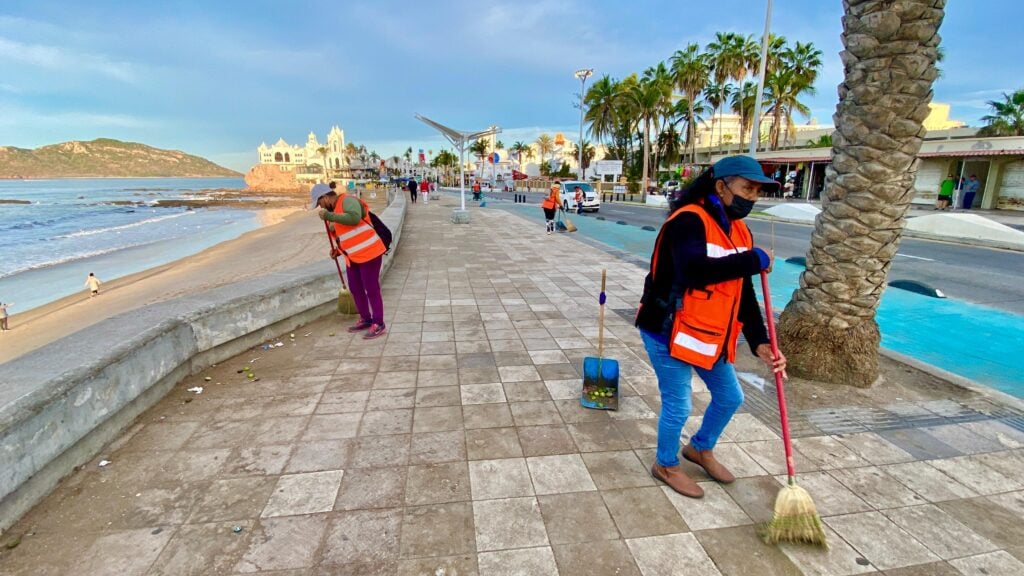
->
[244,164,307,193]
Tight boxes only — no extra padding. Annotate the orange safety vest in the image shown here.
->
[330,194,387,265]
[542,190,560,210]
[650,203,753,369]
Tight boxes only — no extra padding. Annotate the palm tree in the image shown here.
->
[706,32,745,152]
[403,147,412,163]
[764,68,813,149]
[777,0,945,387]
[806,133,833,147]
[978,89,1024,136]
[469,138,489,179]
[510,141,530,172]
[731,81,758,153]
[570,141,596,174]
[584,75,621,146]
[656,125,682,169]
[670,43,710,162]
[628,70,671,192]
[704,83,735,151]
[535,134,554,171]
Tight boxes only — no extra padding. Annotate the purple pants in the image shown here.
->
[347,255,385,325]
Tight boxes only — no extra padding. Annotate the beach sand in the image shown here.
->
[0,192,390,364]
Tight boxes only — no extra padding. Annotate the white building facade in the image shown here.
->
[257,125,348,172]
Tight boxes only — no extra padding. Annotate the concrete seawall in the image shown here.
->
[0,192,407,533]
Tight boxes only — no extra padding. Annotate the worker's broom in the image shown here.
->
[758,270,827,548]
[323,221,357,315]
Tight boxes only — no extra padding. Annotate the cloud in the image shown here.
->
[0,105,158,130]
[0,36,139,83]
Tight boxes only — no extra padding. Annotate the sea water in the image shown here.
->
[0,178,262,313]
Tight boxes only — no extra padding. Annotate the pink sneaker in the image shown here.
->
[347,319,373,333]
[363,324,387,339]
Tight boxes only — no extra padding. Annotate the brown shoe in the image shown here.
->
[651,464,704,498]
[682,443,735,484]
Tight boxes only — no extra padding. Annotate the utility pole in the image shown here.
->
[749,0,772,156]
[574,68,593,180]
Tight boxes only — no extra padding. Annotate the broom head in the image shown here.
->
[760,482,828,548]
[337,287,357,315]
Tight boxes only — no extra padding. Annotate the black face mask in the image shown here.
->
[725,195,755,219]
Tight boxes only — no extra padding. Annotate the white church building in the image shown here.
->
[257,125,348,172]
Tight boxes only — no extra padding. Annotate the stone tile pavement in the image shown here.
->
[3,200,1024,575]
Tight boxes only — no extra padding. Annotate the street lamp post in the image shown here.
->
[574,68,593,181]
[749,0,772,156]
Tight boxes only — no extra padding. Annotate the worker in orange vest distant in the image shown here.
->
[636,156,787,499]
[541,184,561,235]
[316,188,388,339]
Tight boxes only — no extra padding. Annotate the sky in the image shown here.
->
[1,0,1020,172]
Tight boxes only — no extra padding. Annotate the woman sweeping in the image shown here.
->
[316,188,388,339]
[542,183,561,235]
[636,155,787,498]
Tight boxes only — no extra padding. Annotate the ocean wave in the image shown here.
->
[55,211,194,239]
[0,241,159,279]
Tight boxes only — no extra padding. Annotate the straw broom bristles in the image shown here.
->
[760,482,828,548]
[337,287,357,315]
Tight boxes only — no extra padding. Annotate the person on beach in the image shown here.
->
[315,189,388,339]
[636,156,787,498]
[0,301,11,331]
[408,178,418,204]
[542,183,561,235]
[85,273,102,297]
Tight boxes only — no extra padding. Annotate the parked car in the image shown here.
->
[662,180,680,195]
[558,181,600,212]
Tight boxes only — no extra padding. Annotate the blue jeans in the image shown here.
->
[640,329,744,467]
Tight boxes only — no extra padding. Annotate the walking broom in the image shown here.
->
[323,221,357,315]
[759,270,827,548]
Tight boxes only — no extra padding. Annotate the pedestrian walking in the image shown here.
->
[963,174,981,209]
[419,179,429,205]
[425,180,436,205]
[541,184,561,235]
[574,185,584,214]
[408,178,418,203]
[472,180,482,201]
[0,301,11,331]
[636,156,787,499]
[85,273,102,297]
[315,188,388,339]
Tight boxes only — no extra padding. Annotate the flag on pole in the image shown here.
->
[418,149,426,164]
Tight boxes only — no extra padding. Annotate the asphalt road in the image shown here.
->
[484,190,1024,315]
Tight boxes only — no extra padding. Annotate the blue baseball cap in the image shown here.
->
[310,183,332,208]
[712,156,780,193]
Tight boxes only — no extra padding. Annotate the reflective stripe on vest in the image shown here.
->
[332,194,387,265]
[654,203,753,369]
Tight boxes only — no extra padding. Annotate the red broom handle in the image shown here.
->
[760,271,796,480]
[323,220,347,289]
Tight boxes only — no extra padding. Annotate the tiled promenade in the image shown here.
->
[2,199,1024,575]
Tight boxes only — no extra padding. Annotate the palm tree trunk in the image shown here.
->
[777,0,944,387]
[687,99,696,164]
[642,118,651,192]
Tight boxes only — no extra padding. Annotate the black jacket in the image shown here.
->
[636,200,770,355]
[408,181,417,193]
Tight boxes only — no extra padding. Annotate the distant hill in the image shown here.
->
[0,138,241,178]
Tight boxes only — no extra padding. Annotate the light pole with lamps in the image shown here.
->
[574,68,593,181]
